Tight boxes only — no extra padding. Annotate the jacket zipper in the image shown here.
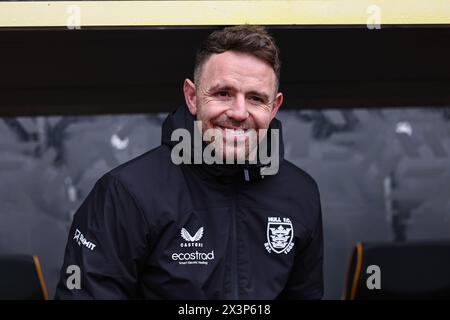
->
[230,189,239,299]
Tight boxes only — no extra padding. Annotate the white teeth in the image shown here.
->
[221,128,246,135]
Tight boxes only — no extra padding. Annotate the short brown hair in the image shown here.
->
[194,25,281,93]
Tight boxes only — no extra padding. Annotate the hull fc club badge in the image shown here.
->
[264,217,294,254]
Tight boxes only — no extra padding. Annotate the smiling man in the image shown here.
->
[55,25,324,300]
[184,44,283,164]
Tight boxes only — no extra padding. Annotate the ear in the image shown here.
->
[270,92,283,120]
[183,78,197,116]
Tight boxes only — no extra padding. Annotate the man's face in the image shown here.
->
[183,50,283,161]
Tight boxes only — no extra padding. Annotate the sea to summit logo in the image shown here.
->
[264,217,294,254]
[73,229,96,251]
[180,227,204,247]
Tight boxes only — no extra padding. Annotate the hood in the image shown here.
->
[161,105,285,182]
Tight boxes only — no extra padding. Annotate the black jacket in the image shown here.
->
[55,106,323,299]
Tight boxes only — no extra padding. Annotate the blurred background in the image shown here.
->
[1,107,449,299]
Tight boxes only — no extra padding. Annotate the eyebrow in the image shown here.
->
[207,84,234,93]
[207,84,271,102]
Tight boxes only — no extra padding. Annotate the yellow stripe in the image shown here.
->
[0,1,450,28]
[33,256,49,300]
[349,242,363,300]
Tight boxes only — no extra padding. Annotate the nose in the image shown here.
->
[225,94,249,121]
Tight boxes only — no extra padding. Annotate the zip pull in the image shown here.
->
[244,168,250,182]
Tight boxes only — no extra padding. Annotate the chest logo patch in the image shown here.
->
[172,226,214,265]
[264,217,294,254]
[179,227,204,248]
[181,227,204,242]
